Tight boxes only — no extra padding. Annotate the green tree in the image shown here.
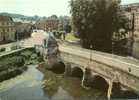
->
[64,24,72,33]
[70,0,129,53]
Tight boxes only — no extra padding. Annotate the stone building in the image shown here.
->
[121,3,139,32]
[36,15,59,31]
[58,16,71,31]
[134,12,139,32]
[121,3,139,58]
[0,16,15,43]
[15,22,33,40]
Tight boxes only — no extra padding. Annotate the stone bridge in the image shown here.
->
[57,43,139,99]
[37,42,139,99]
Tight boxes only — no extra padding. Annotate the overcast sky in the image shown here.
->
[0,0,138,17]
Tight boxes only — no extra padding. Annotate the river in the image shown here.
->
[1,64,138,100]
[0,65,107,100]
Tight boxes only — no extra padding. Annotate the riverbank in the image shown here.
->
[0,47,42,82]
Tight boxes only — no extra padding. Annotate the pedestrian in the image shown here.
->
[62,31,66,40]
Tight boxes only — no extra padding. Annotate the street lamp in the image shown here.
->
[17,31,21,48]
[90,44,93,62]
[129,12,135,56]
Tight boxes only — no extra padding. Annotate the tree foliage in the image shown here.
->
[70,0,129,53]
[64,24,72,33]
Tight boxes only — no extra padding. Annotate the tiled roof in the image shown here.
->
[15,23,32,32]
[0,16,13,21]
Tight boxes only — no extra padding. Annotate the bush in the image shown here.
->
[0,65,8,72]
[0,48,6,52]
[31,54,37,60]
[10,56,25,67]
[11,45,21,50]
[20,50,32,59]
[0,56,25,69]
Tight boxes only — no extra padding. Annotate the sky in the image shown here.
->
[0,0,138,17]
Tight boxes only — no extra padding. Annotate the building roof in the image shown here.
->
[36,16,59,24]
[15,23,32,32]
[0,16,13,22]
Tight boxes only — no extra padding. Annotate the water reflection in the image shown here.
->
[51,87,74,100]
[42,68,106,100]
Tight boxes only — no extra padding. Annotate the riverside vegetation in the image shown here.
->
[0,48,43,82]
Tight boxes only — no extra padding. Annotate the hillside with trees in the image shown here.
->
[0,12,40,22]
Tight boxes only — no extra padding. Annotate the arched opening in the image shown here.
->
[111,82,122,98]
[91,76,109,92]
[71,67,83,79]
[51,62,65,74]
[120,90,139,99]
[111,82,139,99]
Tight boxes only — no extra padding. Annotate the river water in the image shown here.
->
[0,65,107,100]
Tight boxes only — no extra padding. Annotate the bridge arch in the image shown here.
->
[51,61,65,74]
[71,67,84,79]
[91,75,109,92]
[111,82,121,98]
[111,82,139,99]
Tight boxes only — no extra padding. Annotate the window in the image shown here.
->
[12,23,14,26]
[5,22,7,26]
[0,33,2,41]
[2,29,4,32]
[7,28,9,32]
[12,28,14,31]
[9,28,11,32]
[8,23,11,26]
[2,22,4,26]
[5,29,7,32]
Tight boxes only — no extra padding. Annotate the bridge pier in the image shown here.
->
[82,67,113,99]
[64,63,72,76]
[81,68,92,88]
[107,80,113,100]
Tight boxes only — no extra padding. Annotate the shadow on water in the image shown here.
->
[90,76,109,92]
[71,67,84,79]
[110,82,139,99]
[40,64,107,100]
[50,62,65,74]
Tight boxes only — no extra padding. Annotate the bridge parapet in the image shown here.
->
[59,44,139,78]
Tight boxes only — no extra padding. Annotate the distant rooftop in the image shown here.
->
[0,16,13,22]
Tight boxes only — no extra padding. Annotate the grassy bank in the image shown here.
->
[65,33,80,42]
[0,48,42,82]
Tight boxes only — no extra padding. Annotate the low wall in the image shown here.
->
[0,47,34,60]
